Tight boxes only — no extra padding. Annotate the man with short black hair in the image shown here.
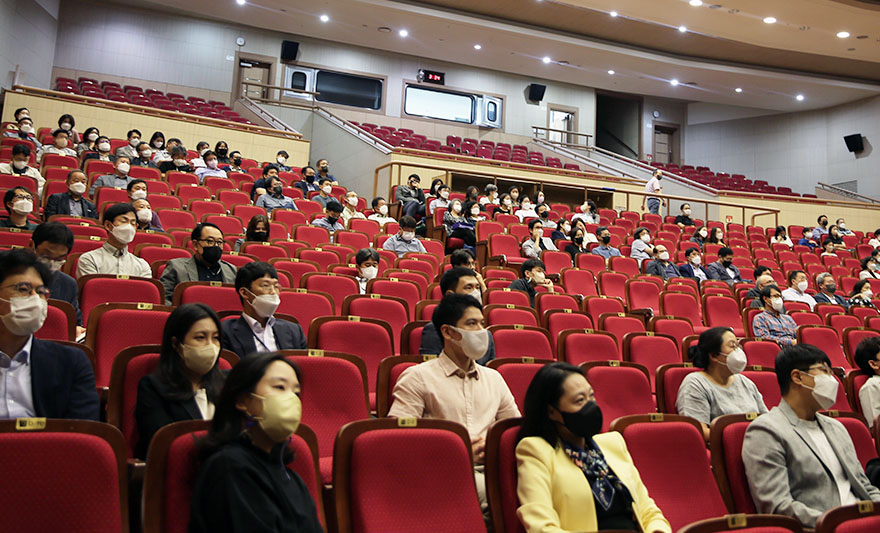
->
[89,156,133,197]
[221,261,306,358]
[397,173,426,218]
[1,187,37,230]
[450,249,486,292]
[315,157,336,184]
[368,196,396,226]
[312,200,345,232]
[29,222,83,331]
[812,215,829,241]
[743,344,880,527]
[674,203,694,228]
[250,164,279,201]
[0,144,45,196]
[275,150,291,172]
[419,267,495,364]
[782,270,817,311]
[0,249,99,420]
[752,285,798,347]
[383,215,427,257]
[130,142,158,168]
[294,166,319,194]
[508,258,554,307]
[814,272,849,310]
[38,128,77,160]
[157,145,192,174]
[521,218,558,259]
[45,170,97,219]
[706,247,745,286]
[115,129,142,159]
[159,222,237,305]
[313,177,335,208]
[592,226,621,260]
[77,203,151,278]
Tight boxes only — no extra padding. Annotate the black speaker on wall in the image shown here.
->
[281,40,300,61]
[844,133,864,153]
[527,83,546,102]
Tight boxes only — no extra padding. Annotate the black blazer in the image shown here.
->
[45,191,98,219]
[31,338,99,420]
[221,316,307,359]
[135,373,204,458]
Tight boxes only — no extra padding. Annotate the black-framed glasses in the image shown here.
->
[196,238,223,247]
[0,282,50,298]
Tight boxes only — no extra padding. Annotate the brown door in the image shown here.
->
[239,60,271,99]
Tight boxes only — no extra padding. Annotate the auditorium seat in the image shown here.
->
[487,358,555,412]
[485,417,525,533]
[581,361,654,432]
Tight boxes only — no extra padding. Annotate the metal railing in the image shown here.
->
[816,182,880,205]
[237,95,299,133]
[531,125,592,150]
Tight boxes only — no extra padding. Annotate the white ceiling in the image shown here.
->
[139,0,880,112]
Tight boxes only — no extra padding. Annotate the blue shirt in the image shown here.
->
[0,336,35,418]
[312,217,344,232]
[593,245,621,259]
[255,193,297,213]
[382,234,427,257]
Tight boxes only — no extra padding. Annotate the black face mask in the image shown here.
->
[559,401,603,440]
[826,285,837,294]
[217,148,228,156]
[305,175,315,183]
[721,260,733,268]
[820,220,828,227]
[252,231,269,242]
[539,211,549,219]
[201,246,222,264]
[233,157,242,166]
[327,216,339,225]
[272,185,283,195]
[601,235,611,245]
[574,236,584,245]
[321,165,329,173]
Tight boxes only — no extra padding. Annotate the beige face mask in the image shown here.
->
[251,391,302,442]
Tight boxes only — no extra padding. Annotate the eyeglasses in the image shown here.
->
[0,282,50,298]
[13,194,33,202]
[197,239,223,247]
[803,365,832,376]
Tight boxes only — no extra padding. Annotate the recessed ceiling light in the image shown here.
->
[398,29,408,37]
[542,56,552,64]
[763,16,776,24]
[689,0,703,6]
[734,87,743,93]
[678,26,687,33]
[377,26,391,33]
[609,11,618,17]
[236,0,245,5]
[837,31,850,39]
[473,44,482,50]
[796,94,805,101]
[670,79,679,86]
[319,14,329,22]
[607,69,615,75]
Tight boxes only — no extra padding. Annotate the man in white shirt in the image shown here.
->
[781,270,817,311]
[37,129,77,162]
[368,196,397,227]
[0,144,45,197]
[641,169,664,214]
[76,203,151,278]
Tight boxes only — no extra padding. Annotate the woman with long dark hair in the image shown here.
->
[135,303,226,457]
[516,362,671,533]
[190,352,321,533]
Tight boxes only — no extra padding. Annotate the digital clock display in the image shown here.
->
[420,69,445,85]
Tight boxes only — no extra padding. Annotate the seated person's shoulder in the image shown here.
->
[34,338,89,365]
[593,430,627,451]
[516,435,555,457]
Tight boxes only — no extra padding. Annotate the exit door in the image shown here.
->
[549,108,576,144]
[653,124,679,165]
[239,60,272,99]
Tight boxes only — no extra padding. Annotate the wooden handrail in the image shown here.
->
[11,85,304,140]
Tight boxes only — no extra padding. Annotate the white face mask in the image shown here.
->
[360,265,378,280]
[60,123,72,131]
[468,288,482,302]
[561,224,571,234]
[531,271,546,283]
[12,160,27,170]
[0,294,48,336]
[180,342,220,375]
[440,191,450,199]
[720,348,747,374]
[801,372,838,410]
[39,256,66,273]
[503,198,513,207]
[136,209,152,223]
[684,209,691,216]
[70,183,86,198]
[451,203,461,213]
[173,158,188,167]
[471,207,481,216]
[870,263,879,272]
[770,297,784,312]
[130,189,147,201]
[250,292,281,318]
[401,231,415,242]
[322,185,332,195]
[87,133,99,142]
[534,228,544,239]
[97,141,111,152]
[448,326,490,360]
[347,197,358,207]
[207,160,218,169]
[116,163,130,175]
[19,124,33,134]
[658,251,670,261]
[378,205,388,215]
[199,148,209,156]
[699,229,708,238]
[641,234,651,243]
[690,255,701,265]
[55,139,69,148]
[839,223,846,230]
[521,202,532,210]
[111,223,136,245]
[796,281,808,292]
[537,195,545,204]
[863,290,874,299]
[717,232,724,240]
[140,150,152,158]
[153,140,164,148]
[129,138,140,147]
[12,199,32,215]
[277,156,286,164]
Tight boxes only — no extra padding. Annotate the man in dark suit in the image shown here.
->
[44,169,98,220]
[0,249,98,420]
[159,223,237,304]
[706,246,747,286]
[29,222,83,332]
[221,261,306,359]
[645,244,681,280]
[814,271,850,310]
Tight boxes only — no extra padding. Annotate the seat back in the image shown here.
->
[598,313,645,352]
[560,268,598,297]
[343,295,409,354]
[366,278,422,320]
[626,279,661,312]
[843,328,880,368]
[376,355,428,417]
[703,295,745,336]
[581,362,654,432]
[582,295,625,322]
[741,339,781,368]
[742,367,783,408]
[821,412,876,468]
[485,288,531,307]
[597,270,627,300]
[543,310,592,352]
[559,329,620,364]
[78,274,164,324]
[623,332,681,390]
[485,418,526,533]
[534,292,579,317]
[660,291,703,326]
[815,501,880,533]
[656,363,699,413]
[709,414,757,514]
[301,273,359,314]
[485,304,539,327]
[487,358,555,413]
[488,325,553,360]
[797,325,852,369]
[648,316,694,351]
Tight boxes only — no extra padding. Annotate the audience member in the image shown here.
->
[819,239,837,257]
[798,227,818,250]
[450,249,487,293]
[781,270,817,310]
[130,142,158,168]
[312,200,345,232]
[383,216,426,257]
[813,272,849,310]
[564,226,590,261]
[772,225,793,248]
[811,214,829,241]
[38,129,77,160]
[679,247,708,282]
[429,184,451,214]
[593,226,621,260]
[465,185,481,207]
[509,258,554,307]
[89,156,133,196]
[56,114,80,144]
[522,219,558,259]
[368,197,396,226]
[274,150,291,171]
[1,187,37,230]
[0,249,98,420]
[674,203,694,228]
[224,150,244,173]
[641,169,664,214]
[75,127,100,156]
[848,280,876,309]
[354,248,379,294]
[221,262,306,358]
[441,199,476,248]
[0,144,45,196]
[572,199,600,225]
[706,247,744,286]
[493,194,514,217]
[194,151,228,183]
[190,141,210,168]
[250,164,279,200]
[551,218,573,242]
[516,362,671,533]
[214,141,231,164]
[535,202,556,230]
[294,166,319,194]
[859,256,880,280]
[4,116,41,149]
[159,223,237,304]
[190,353,321,533]
[30,222,82,329]
[514,196,538,222]
[854,337,880,429]
[149,131,169,162]
[868,229,880,249]
[135,303,225,457]
[630,227,654,267]
[157,145,192,174]
[312,177,335,208]
[742,344,880,527]
[315,158,336,184]
[826,225,847,250]
[420,268,495,364]
[479,183,498,205]
[341,191,366,224]
[677,327,768,440]
[690,226,708,250]
[748,274,778,309]
[389,293,519,510]
[77,203,151,278]
[115,129,141,159]
[397,174,426,218]
[235,215,271,252]
[508,185,522,207]
[752,285,798,346]
[45,170,97,219]
[706,227,725,247]
[255,175,297,214]
[836,218,853,235]
[134,199,162,232]
[645,244,680,279]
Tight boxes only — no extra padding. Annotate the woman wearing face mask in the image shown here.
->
[515,196,538,222]
[630,227,654,267]
[465,185,480,205]
[772,225,793,248]
[706,227,725,247]
[572,199,600,225]
[480,183,498,206]
[190,352,322,533]
[157,145,193,175]
[508,186,521,207]
[235,215,271,252]
[355,248,380,294]
[564,226,590,261]
[677,327,768,441]
[428,184,452,215]
[679,247,709,282]
[135,303,227,458]
[826,224,847,250]
[849,280,877,309]
[689,225,709,251]
[443,199,477,248]
[214,141,231,164]
[551,218,573,244]
[428,178,445,198]
[56,114,80,144]
[149,131,170,162]
[517,362,672,533]
[493,193,514,216]
[194,150,229,183]
[76,127,101,156]
[859,256,880,280]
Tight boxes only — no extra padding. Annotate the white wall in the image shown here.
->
[641,96,688,161]
[684,95,880,197]
[0,0,58,89]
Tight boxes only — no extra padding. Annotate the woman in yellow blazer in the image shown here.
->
[516,362,671,533]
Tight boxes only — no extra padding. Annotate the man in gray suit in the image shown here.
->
[221,261,306,359]
[705,246,746,286]
[742,344,880,527]
[645,244,680,279]
[159,222,237,304]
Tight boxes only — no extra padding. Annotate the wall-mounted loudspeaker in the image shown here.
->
[844,133,864,153]
[527,83,546,102]
[281,40,300,61]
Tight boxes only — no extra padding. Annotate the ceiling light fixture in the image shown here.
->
[796,94,805,101]
[735,87,743,93]
[236,0,245,5]
[610,11,618,17]
[837,31,850,38]
[542,56,552,64]
[689,0,702,6]
[319,14,329,22]
[398,29,408,37]
[670,79,679,86]
[473,44,482,50]
[763,16,776,24]
[607,70,615,75]
[678,26,687,32]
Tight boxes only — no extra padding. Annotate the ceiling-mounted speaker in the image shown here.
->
[281,40,300,61]
[527,83,546,102]
[844,133,864,153]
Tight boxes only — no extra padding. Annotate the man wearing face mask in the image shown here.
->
[294,166,319,194]
[222,262,306,359]
[522,219,558,259]
[390,293,518,511]
[1,187,37,230]
[397,173,426,218]
[37,129,77,161]
[45,170,97,219]
[420,268,495,364]
[592,226,621,260]
[81,135,118,166]
[368,196,397,226]
[89,156,134,197]
[679,247,709,283]
[312,200,345,233]
[341,191,366,224]
[157,145,193,175]
[255,176,297,214]
[781,270,817,311]
[160,223,237,305]
[130,142,158,168]
[674,203,695,228]
[0,249,99,420]
[354,248,380,294]
[0,144,45,197]
[315,157,337,184]
[748,274,778,309]
[645,244,681,280]
[752,285,798,347]
[383,216,427,257]
[509,258,555,307]
[3,117,41,149]
[814,272,849,310]
[706,247,745,286]
[190,141,211,169]
[743,344,880,528]
[30,222,83,332]
[311,177,334,208]
[275,150,292,172]
[115,129,142,159]
[77,203,151,278]
[224,150,244,173]
[811,214,830,242]
[126,179,164,233]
